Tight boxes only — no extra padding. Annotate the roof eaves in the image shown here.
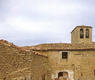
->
[32,48,95,51]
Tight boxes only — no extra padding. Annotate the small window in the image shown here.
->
[86,29,89,38]
[62,52,68,59]
[80,29,84,38]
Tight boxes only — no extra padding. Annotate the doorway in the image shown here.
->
[58,72,68,80]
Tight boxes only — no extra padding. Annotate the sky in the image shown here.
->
[0,0,95,46]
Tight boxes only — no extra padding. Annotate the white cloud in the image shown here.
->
[0,0,95,46]
[6,17,52,33]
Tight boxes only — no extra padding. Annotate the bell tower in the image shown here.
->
[71,25,92,44]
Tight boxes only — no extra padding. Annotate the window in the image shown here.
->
[62,52,68,59]
[80,29,84,38]
[86,29,89,38]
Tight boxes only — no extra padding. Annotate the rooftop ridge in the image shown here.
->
[21,42,95,51]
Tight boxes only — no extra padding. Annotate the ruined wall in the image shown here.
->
[0,41,31,80]
[35,50,95,80]
[0,40,51,80]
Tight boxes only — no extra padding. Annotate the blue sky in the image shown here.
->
[0,0,95,46]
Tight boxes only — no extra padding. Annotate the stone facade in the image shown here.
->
[23,25,95,80]
[33,50,95,80]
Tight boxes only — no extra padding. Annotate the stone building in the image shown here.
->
[23,25,95,80]
[1,25,95,80]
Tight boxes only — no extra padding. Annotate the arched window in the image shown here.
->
[80,29,84,38]
[86,29,89,38]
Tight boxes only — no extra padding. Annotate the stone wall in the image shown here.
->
[31,53,51,80]
[0,40,51,80]
[0,42,31,80]
[35,50,95,80]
